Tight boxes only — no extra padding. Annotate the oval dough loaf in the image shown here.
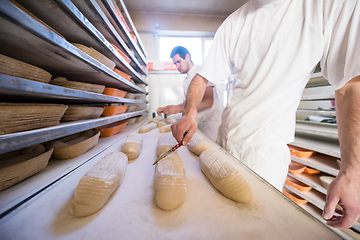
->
[157,132,177,157]
[121,133,143,160]
[70,152,128,217]
[187,133,212,156]
[164,118,176,124]
[138,122,157,133]
[199,149,252,203]
[154,153,186,210]
[159,124,171,133]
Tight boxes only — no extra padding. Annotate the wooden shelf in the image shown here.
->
[292,133,340,158]
[288,172,327,195]
[0,74,144,104]
[96,0,147,66]
[306,72,330,88]
[70,0,146,76]
[0,110,147,155]
[291,154,339,177]
[0,0,145,93]
[113,0,147,59]
[301,94,335,101]
[295,120,338,139]
[16,0,146,81]
[296,109,336,118]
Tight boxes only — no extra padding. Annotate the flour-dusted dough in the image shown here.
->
[164,118,177,124]
[138,122,157,133]
[159,124,171,133]
[156,132,177,157]
[156,121,166,128]
[187,133,212,156]
[154,153,186,210]
[199,149,252,203]
[70,152,128,217]
[121,133,143,160]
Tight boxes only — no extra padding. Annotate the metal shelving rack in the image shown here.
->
[0,0,148,219]
[288,72,360,236]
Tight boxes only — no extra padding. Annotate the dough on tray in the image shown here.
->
[159,124,171,133]
[199,149,252,203]
[154,153,186,211]
[70,152,128,217]
[121,133,143,160]
[187,133,212,156]
[156,132,177,157]
[138,122,157,133]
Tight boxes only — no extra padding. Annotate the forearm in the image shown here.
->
[175,103,185,114]
[336,75,360,176]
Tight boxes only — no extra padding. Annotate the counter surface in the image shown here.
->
[0,125,341,239]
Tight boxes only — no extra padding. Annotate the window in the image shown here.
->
[159,36,212,65]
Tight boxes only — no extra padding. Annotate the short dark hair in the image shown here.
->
[170,46,191,59]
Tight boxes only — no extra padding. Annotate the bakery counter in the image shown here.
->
[0,125,343,239]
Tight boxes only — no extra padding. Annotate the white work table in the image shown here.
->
[0,125,342,239]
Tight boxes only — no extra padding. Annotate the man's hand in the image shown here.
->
[323,75,360,228]
[156,104,184,116]
[322,172,360,228]
[171,108,198,146]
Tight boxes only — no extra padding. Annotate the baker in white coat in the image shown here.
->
[157,46,222,141]
[171,0,360,229]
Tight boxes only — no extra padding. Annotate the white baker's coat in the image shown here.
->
[197,0,360,190]
[183,65,222,141]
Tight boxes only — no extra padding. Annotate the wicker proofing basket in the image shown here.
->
[0,103,68,135]
[0,147,53,192]
[72,43,116,70]
[0,54,52,83]
[50,77,105,94]
[61,106,104,122]
[51,130,100,160]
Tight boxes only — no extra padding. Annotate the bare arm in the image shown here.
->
[323,75,360,228]
[171,74,208,145]
[197,86,214,112]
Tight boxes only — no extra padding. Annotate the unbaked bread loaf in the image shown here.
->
[199,149,252,203]
[164,118,177,124]
[155,144,186,210]
[157,132,177,157]
[70,152,128,217]
[187,133,212,156]
[159,124,171,133]
[138,122,157,133]
[121,133,143,160]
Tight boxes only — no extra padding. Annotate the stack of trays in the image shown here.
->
[97,120,128,137]
[0,103,68,135]
[61,106,104,122]
[0,144,53,192]
[50,77,105,93]
[72,43,116,70]
[0,54,52,83]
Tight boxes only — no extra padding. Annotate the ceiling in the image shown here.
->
[123,0,249,16]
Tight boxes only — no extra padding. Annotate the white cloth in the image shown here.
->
[184,65,222,141]
[198,0,360,190]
